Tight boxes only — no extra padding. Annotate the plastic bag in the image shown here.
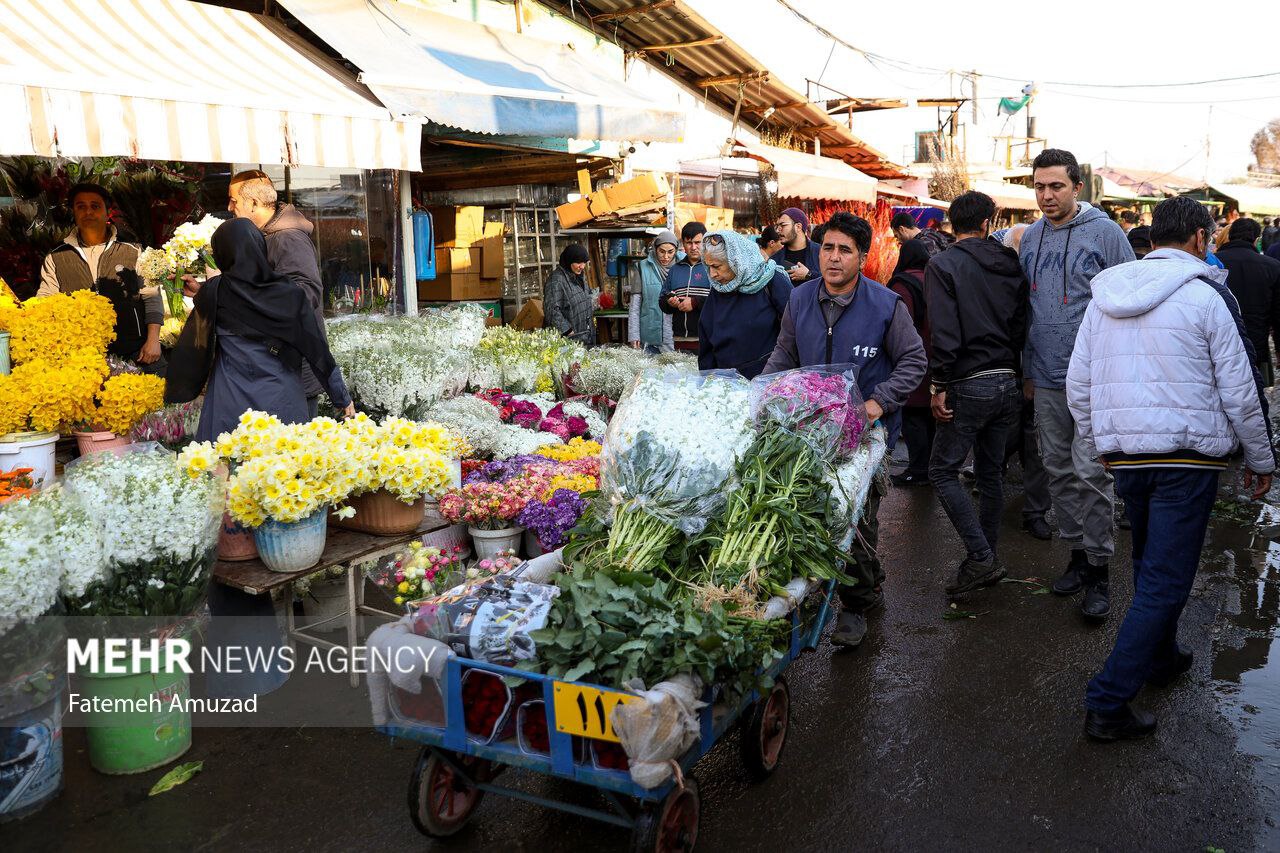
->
[410,575,559,666]
[749,364,866,464]
[824,425,889,549]
[612,674,704,789]
[600,367,754,535]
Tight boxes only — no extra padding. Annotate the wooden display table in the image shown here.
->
[213,509,460,686]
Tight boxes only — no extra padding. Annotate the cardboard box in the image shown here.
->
[417,273,500,302]
[555,190,616,229]
[435,247,483,275]
[480,221,505,280]
[429,206,485,247]
[675,202,734,233]
[513,297,544,331]
[604,173,670,212]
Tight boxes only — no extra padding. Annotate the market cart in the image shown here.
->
[376,578,836,852]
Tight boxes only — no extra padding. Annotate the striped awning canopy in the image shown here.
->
[0,0,421,170]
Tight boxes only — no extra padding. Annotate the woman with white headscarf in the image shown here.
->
[627,229,677,353]
[698,230,793,379]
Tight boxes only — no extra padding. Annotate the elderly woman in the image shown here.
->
[543,243,595,346]
[173,217,353,441]
[698,230,793,379]
[628,229,677,353]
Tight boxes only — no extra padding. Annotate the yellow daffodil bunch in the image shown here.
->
[351,416,468,503]
[92,373,165,435]
[9,291,115,364]
[0,281,20,332]
[535,437,601,463]
[543,472,598,500]
[0,348,108,434]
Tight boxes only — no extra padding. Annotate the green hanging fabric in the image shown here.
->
[998,95,1031,116]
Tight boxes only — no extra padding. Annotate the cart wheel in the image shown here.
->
[740,676,789,780]
[408,748,484,838]
[630,775,700,853]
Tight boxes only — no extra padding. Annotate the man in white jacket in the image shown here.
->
[1067,196,1275,742]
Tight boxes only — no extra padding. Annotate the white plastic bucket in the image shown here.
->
[0,432,58,488]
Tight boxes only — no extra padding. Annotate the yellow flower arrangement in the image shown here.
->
[0,348,108,434]
[0,282,21,332]
[9,291,115,364]
[535,437,602,463]
[92,373,165,435]
[543,472,598,500]
[178,411,470,526]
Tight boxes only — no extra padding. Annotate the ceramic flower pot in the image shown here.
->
[217,512,258,562]
[332,489,425,536]
[0,431,58,488]
[254,508,328,573]
[72,430,133,458]
[468,525,523,561]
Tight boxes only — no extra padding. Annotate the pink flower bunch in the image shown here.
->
[758,370,865,458]
[469,550,522,579]
[474,389,590,440]
[439,471,554,529]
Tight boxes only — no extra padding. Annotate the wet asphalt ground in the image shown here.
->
[11,465,1280,852]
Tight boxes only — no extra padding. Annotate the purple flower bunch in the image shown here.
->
[757,370,865,459]
[129,400,202,450]
[515,488,586,550]
[464,455,556,485]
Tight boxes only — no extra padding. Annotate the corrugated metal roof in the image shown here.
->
[535,0,905,179]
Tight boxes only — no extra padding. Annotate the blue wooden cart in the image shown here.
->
[377,580,836,852]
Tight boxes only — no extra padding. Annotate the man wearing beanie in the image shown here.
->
[772,207,822,283]
[660,221,710,348]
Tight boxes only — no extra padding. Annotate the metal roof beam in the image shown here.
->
[591,0,675,22]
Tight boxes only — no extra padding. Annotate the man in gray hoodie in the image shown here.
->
[1020,149,1135,621]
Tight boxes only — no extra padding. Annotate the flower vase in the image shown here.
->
[0,431,58,488]
[0,330,9,375]
[217,513,258,562]
[332,490,424,536]
[469,525,523,561]
[72,430,133,458]
[254,508,328,573]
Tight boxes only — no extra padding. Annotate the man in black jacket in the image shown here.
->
[925,191,1030,595]
[1218,217,1280,386]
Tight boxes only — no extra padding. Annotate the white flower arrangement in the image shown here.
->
[491,424,563,460]
[0,496,60,637]
[137,215,222,285]
[425,395,504,458]
[574,346,652,400]
[50,489,107,599]
[470,326,584,394]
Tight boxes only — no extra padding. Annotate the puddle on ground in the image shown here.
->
[1205,504,1280,843]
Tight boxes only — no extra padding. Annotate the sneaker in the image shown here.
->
[1021,516,1052,540]
[1085,706,1157,742]
[1147,648,1193,687]
[831,611,868,648]
[945,556,1007,596]
[1080,565,1111,622]
[1051,549,1088,596]
[890,471,931,488]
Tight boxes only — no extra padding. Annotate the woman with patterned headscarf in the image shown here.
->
[698,230,793,379]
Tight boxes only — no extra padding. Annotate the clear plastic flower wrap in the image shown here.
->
[749,364,866,464]
[598,367,754,571]
[824,425,890,549]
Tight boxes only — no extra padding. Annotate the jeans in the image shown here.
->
[1085,467,1219,715]
[900,406,936,479]
[929,374,1022,562]
[1035,387,1114,564]
[839,479,886,612]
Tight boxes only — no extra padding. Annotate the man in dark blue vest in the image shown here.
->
[763,211,928,648]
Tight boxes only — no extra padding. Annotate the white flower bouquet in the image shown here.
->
[470,326,584,395]
[598,368,754,571]
[572,346,651,400]
[137,214,222,319]
[59,447,223,620]
[0,495,61,639]
[425,395,504,458]
[327,309,482,419]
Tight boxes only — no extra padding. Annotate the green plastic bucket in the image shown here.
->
[78,650,191,775]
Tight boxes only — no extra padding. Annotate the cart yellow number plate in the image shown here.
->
[552,682,636,742]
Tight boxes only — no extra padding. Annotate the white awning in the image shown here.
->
[281,0,685,143]
[735,142,876,203]
[972,179,1039,211]
[1101,176,1139,201]
[1211,183,1280,217]
[0,0,421,170]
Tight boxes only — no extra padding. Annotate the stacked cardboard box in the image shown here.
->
[554,173,672,229]
[417,207,506,303]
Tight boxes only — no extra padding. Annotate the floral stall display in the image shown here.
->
[129,400,202,451]
[469,326,584,395]
[571,346,650,401]
[326,307,486,420]
[424,394,505,458]
[595,368,755,572]
[516,488,587,551]
[474,389,600,443]
[136,214,221,320]
[535,437,602,464]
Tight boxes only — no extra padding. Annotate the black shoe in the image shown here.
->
[1021,516,1052,540]
[831,611,868,648]
[1147,648,1193,687]
[1051,549,1088,596]
[945,557,1007,596]
[890,471,930,488]
[1085,706,1158,742]
[1081,565,1111,622]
